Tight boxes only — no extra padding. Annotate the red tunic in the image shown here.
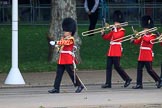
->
[56,36,75,64]
[102,28,125,57]
[133,33,156,61]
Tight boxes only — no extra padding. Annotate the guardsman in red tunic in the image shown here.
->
[48,18,84,93]
[101,10,132,88]
[131,15,161,89]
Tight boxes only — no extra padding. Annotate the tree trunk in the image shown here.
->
[47,0,82,63]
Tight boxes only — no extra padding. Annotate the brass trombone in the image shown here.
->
[82,22,128,36]
[150,34,162,44]
[134,27,158,38]
[113,26,158,42]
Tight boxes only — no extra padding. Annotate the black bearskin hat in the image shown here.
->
[141,15,154,29]
[62,17,76,36]
[112,10,125,23]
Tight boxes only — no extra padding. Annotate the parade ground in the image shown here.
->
[0,68,162,108]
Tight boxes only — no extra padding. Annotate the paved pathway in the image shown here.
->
[0,68,162,88]
[0,68,162,108]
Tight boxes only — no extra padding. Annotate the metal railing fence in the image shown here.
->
[0,3,162,26]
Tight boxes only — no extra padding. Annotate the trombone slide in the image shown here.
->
[112,34,134,42]
[82,22,128,37]
[113,27,158,43]
[150,35,162,44]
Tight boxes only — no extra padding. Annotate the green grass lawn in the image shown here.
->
[0,25,162,73]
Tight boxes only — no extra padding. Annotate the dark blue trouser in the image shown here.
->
[53,64,82,90]
[88,10,98,31]
[136,61,160,85]
[105,57,131,85]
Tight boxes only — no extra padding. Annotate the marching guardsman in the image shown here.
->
[131,15,161,89]
[48,17,84,93]
[101,10,132,88]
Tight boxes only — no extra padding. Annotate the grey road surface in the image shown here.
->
[0,84,162,108]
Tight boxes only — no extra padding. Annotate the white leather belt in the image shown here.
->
[60,51,74,56]
[140,47,151,50]
[110,41,121,45]
[60,50,76,68]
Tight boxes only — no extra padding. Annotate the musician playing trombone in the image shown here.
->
[101,10,132,88]
[48,18,85,93]
[131,15,161,89]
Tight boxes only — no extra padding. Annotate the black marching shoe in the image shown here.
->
[124,79,132,88]
[101,84,111,88]
[132,85,143,89]
[48,88,59,93]
[75,85,84,93]
[156,80,161,88]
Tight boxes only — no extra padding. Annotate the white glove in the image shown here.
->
[49,41,56,46]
